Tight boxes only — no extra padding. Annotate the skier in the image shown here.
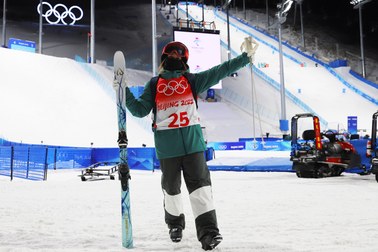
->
[118,37,258,250]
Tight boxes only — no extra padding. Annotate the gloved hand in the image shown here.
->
[240,36,259,63]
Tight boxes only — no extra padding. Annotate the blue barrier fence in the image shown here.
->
[0,140,286,181]
[0,146,48,181]
[1,137,371,180]
[0,141,159,180]
[0,136,292,181]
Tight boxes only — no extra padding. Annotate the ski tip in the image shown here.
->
[114,50,124,57]
[114,51,124,60]
[114,51,126,69]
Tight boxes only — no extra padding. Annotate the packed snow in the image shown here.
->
[2,166,378,251]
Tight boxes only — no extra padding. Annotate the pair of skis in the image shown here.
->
[113,51,133,248]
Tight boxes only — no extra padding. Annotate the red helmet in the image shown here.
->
[161,41,189,63]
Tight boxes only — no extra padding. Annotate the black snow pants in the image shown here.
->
[159,151,219,241]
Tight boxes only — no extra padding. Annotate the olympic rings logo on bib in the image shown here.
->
[157,79,188,96]
[37,2,83,25]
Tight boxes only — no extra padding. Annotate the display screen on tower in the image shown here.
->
[173,28,222,89]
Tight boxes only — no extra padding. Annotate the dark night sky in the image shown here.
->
[2,0,377,52]
[3,1,377,31]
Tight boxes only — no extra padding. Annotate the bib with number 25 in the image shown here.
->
[155,76,200,131]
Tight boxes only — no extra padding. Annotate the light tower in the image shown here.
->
[276,0,293,135]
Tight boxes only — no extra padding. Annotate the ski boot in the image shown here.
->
[169,227,183,243]
[200,232,223,250]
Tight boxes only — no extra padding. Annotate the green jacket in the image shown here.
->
[125,52,250,159]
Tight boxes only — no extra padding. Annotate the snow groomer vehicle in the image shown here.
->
[367,111,378,182]
[290,113,364,178]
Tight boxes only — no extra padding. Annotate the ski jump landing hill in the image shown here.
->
[176,3,377,138]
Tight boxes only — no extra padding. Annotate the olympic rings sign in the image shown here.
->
[157,80,188,96]
[217,145,227,150]
[37,2,83,25]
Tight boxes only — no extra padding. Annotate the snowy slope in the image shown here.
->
[178,4,378,134]
[0,48,153,147]
[0,46,260,146]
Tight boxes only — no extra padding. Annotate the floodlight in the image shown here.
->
[351,0,372,9]
[350,0,372,77]
[223,0,233,9]
[281,0,293,15]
